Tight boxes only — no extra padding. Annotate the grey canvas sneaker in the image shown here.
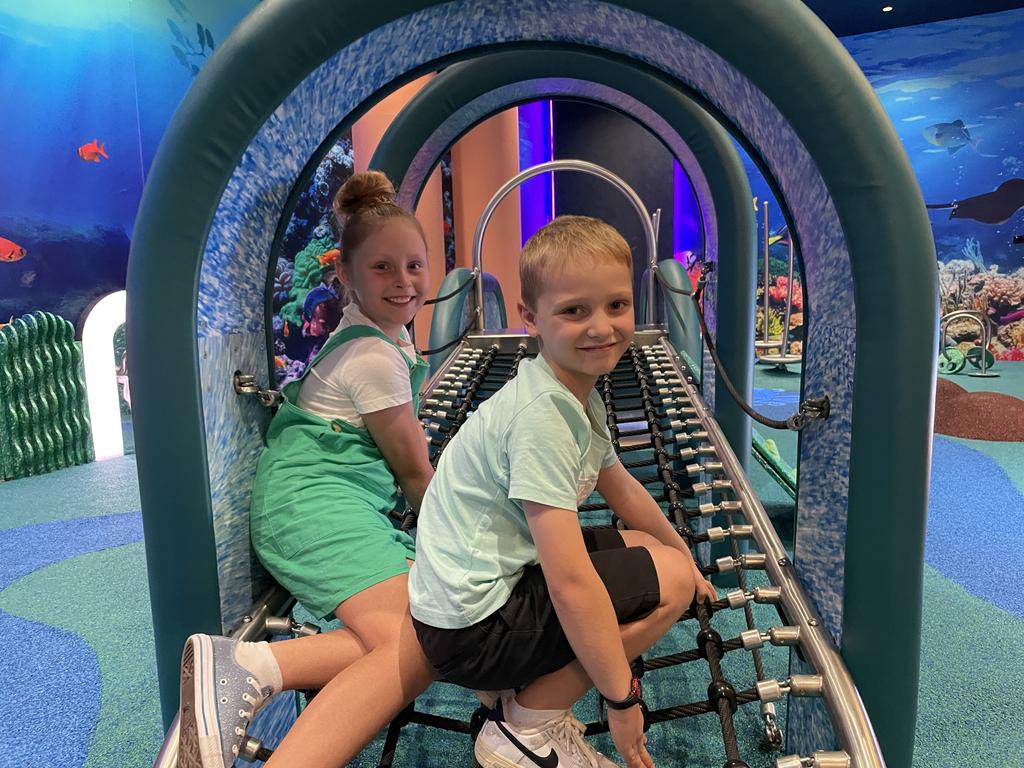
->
[178,634,274,768]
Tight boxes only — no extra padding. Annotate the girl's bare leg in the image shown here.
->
[264,571,437,767]
[269,627,367,690]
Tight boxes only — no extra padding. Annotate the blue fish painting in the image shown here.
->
[923,119,974,154]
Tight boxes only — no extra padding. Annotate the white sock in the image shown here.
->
[505,697,564,728]
[233,640,283,695]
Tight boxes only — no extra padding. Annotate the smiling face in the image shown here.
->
[519,258,635,403]
[338,218,429,340]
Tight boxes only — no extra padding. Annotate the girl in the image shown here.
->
[178,171,438,768]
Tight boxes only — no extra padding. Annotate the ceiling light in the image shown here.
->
[882,5,894,11]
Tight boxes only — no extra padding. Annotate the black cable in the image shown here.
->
[694,600,745,764]
[655,267,791,431]
[422,273,476,305]
[417,321,475,357]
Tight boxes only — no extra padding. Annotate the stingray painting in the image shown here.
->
[927,178,1024,224]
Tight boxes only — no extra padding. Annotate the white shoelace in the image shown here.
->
[545,712,602,768]
[230,678,267,755]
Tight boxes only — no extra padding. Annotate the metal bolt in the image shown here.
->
[808,619,818,627]
[778,557,789,567]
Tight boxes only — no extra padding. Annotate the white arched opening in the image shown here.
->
[81,290,127,461]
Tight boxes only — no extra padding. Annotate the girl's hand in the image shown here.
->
[608,706,655,768]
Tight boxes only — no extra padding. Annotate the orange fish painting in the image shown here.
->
[318,248,341,267]
[78,139,109,163]
[0,236,26,262]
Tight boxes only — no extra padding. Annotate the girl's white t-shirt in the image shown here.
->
[296,302,415,429]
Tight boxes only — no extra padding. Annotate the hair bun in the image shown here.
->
[334,170,397,220]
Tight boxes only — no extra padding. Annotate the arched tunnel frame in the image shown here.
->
[128,2,938,763]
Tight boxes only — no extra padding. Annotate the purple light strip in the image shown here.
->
[518,100,554,245]
[673,159,701,265]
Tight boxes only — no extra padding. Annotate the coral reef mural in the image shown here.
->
[845,9,1024,356]
[440,151,457,273]
[271,139,355,384]
[743,10,1024,360]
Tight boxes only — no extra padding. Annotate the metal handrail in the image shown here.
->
[657,338,884,767]
[940,309,997,377]
[470,159,660,330]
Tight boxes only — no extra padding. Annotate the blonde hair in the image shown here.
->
[333,170,426,262]
[520,215,632,308]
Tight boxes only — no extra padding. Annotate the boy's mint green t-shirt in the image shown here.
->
[408,353,618,629]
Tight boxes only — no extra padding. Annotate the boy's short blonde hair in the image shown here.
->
[520,215,633,309]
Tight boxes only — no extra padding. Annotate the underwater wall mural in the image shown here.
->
[268,144,459,386]
[270,138,354,385]
[847,10,1024,359]
[2,3,1023,361]
[0,0,258,329]
[741,10,1024,360]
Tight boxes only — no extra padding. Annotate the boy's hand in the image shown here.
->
[608,706,655,768]
[692,563,718,604]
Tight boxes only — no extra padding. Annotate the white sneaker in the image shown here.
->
[475,689,516,709]
[474,704,619,768]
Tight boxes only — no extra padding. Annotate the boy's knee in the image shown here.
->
[649,546,697,610]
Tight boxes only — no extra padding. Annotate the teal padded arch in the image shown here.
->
[426,268,507,372]
[369,48,756,472]
[129,3,936,761]
[656,259,703,377]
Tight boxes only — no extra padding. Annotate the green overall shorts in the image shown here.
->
[250,324,428,619]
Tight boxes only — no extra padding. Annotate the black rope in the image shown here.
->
[506,343,529,380]
[417,321,475,357]
[655,267,792,431]
[721,501,768,686]
[628,344,691,534]
[600,373,623,454]
[425,345,500,469]
[423,273,476,305]
[644,636,746,670]
[694,600,744,763]
[584,687,761,735]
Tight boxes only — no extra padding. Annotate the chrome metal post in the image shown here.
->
[470,160,658,331]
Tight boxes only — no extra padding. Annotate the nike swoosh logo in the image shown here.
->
[494,719,559,768]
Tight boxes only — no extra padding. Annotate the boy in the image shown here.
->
[408,216,716,768]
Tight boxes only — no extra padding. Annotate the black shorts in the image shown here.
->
[412,527,661,691]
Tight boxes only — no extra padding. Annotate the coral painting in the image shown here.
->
[271,137,355,384]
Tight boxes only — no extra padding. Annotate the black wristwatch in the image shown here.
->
[604,675,643,710]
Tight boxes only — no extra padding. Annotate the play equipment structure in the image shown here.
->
[938,309,999,377]
[131,2,937,766]
[755,205,802,371]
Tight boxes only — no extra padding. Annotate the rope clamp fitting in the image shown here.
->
[233,371,282,407]
[787,396,831,431]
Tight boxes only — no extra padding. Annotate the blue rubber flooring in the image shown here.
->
[926,437,1024,619]
[0,513,144,767]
